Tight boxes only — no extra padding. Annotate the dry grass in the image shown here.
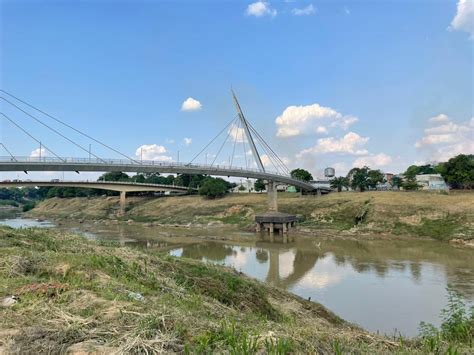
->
[0,226,436,354]
[29,191,474,240]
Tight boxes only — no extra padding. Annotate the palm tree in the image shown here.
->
[330,176,349,192]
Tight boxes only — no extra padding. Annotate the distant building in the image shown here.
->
[384,173,394,184]
[415,174,447,190]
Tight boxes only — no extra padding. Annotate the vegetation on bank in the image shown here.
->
[0,227,474,354]
[28,191,474,241]
[1,227,472,354]
[0,227,390,353]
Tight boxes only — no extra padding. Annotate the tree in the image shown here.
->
[330,176,349,192]
[401,178,420,191]
[367,169,385,189]
[132,174,146,183]
[254,179,266,192]
[198,177,230,199]
[391,176,402,188]
[347,167,369,192]
[290,168,313,182]
[98,172,130,182]
[438,154,474,189]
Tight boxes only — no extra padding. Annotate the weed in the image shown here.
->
[419,287,473,352]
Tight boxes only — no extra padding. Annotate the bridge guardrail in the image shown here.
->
[0,156,316,190]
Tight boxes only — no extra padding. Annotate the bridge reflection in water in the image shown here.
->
[166,236,474,337]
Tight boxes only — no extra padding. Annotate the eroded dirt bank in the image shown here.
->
[28,191,474,242]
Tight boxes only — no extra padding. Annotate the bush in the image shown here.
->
[198,178,230,199]
[22,201,36,212]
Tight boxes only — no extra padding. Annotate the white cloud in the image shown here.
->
[135,144,172,161]
[429,113,450,123]
[181,97,202,112]
[292,4,315,16]
[30,148,47,158]
[297,132,369,157]
[425,121,470,134]
[449,0,474,38]
[316,126,328,134]
[415,115,474,161]
[353,153,393,168]
[228,123,248,143]
[275,103,358,137]
[344,6,351,15]
[183,137,192,146]
[165,138,175,144]
[333,115,358,130]
[246,1,277,17]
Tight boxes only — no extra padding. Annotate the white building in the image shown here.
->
[415,174,447,190]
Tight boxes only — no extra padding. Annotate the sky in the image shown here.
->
[0,0,473,180]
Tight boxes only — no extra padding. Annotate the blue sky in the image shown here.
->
[1,0,473,179]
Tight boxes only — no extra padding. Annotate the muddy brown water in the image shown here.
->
[1,211,473,337]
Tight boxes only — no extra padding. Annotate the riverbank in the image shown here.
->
[0,226,407,353]
[28,191,474,241]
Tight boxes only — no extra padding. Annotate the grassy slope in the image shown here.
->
[30,191,474,240]
[0,226,404,354]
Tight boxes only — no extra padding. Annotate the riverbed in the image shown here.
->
[1,210,473,338]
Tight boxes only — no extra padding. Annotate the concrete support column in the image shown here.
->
[266,180,278,212]
[119,191,127,216]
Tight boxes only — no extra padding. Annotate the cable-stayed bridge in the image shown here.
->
[0,89,324,211]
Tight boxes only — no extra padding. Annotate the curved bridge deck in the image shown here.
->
[0,157,318,191]
[0,180,194,193]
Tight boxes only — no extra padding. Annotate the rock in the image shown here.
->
[1,296,18,308]
[126,219,134,225]
[127,291,144,301]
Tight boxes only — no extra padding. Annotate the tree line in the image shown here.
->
[328,154,474,192]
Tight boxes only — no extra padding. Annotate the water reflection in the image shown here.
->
[168,238,474,337]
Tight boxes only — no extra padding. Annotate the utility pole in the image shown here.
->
[177,150,180,164]
[39,142,42,161]
[140,147,143,163]
[89,144,91,161]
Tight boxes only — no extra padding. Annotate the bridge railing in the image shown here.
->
[0,156,316,188]
[0,156,291,176]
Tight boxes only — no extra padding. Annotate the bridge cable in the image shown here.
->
[254,139,281,174]
[229,118,240,168]
[0,90,138,164]
[241,122,249,170]
[211,118,236,167]
[0,112,64,161]
[188,115,238,165]
[250,131,289,175]
[247,122,290,175]
[0,97,109,163]
[0,142,17,161]
[247,122,290,174]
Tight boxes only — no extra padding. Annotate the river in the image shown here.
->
[1,210,473,338]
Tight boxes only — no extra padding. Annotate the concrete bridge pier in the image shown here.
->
[119,191,127,216]
[266,180,278,212]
